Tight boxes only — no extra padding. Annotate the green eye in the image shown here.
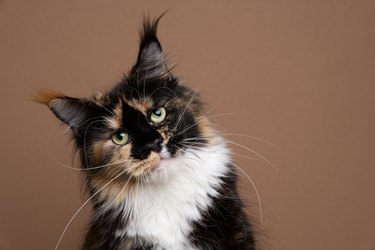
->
[112,131,129,145]
[150,107,166,123]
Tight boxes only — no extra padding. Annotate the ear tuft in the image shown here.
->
[133,13,169,80]
[138,14,163,50]
[33,90,65,106]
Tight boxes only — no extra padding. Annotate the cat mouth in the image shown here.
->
[159,146,171,160]
[152,147,172,172]
[129,147,172,176]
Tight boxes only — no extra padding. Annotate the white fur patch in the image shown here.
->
[114,139,231,249]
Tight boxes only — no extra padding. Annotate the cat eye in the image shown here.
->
[112,130,129,145]
[150,107,166,123]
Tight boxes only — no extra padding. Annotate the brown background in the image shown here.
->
[1,0,375,249]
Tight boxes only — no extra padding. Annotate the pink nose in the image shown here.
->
[159,147,171,159]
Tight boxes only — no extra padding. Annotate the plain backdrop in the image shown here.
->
[1,0,375,249]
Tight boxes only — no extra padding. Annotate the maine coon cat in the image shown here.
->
[36,16,256,250]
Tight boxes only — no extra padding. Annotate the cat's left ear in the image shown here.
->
[34,90,100,137]
[131,15,169,80]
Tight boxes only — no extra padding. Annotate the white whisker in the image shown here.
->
[231,162,263,226]
[221,133,279,150]
[226,140,283,173]
[83,119,105,169]
[54,168,129,250]
[102,174,133,211]
[172,78,206,132]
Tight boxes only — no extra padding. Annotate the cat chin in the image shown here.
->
[148,151,200,184]
[151,145,172,172]
[148,156,180,183]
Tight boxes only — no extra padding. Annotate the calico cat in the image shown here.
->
[36,16,256,250]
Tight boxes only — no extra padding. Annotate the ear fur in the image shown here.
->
[132,14,169,80]
[34,90,99,136]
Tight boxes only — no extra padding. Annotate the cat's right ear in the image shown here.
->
[34,90,98,136]
[131,14,169,80]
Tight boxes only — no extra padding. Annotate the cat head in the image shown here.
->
[36,16,217,185]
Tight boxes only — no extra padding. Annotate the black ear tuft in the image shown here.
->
[133,13,169,80]
[139,14,163,52]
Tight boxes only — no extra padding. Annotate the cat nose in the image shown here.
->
[145,138,162,152]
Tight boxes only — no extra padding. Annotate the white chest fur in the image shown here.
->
[116,142,231,249]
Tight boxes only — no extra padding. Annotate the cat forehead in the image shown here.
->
[126,98,153,115]
[105,98,152,129]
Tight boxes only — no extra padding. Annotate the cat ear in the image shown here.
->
[132,15,169,80]
[34,90,98,136]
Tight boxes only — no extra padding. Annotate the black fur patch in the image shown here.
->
[189,166,256,250]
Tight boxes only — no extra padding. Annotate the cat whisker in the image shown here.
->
[83,119,106,169]
[179,137,212,142]
[230,162,263,226]
[177,142,259,161]
[173,112,238,138]
[172,78,205,132]
[225,140,283,173]
[47,134,132,171]
[95,103,116,117]
[102,174,133,211]
[220,133,279,150]
[205,112,241,120]
[183,134,284,173]
[227,152,258,161]
[180,132,278,150]
[47,124,132,171]
[54,167,129,250]
[142,174,156,198]
[149,86,178,100]
[172,118,209,138]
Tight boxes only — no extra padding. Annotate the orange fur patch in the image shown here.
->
[91,140,110,163]
[92,91,105,105]
[102,144,132,178]
[196,116,217,145]
[90,148,160,205]
[33,90,65,106]
[91,174,136,206]
[126,98,152,115]
[89,143,133,205]
[127,151,160,176]
[106,103,123,129]
[157,128,170,145]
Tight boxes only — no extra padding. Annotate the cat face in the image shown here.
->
[81,74,208,179]
[36,17,215,187]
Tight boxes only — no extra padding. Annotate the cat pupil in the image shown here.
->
[117,132,123,139]
[154,109,161,116]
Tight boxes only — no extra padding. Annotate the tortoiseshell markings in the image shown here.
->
[105,103,123,129]
[126,98,153,116]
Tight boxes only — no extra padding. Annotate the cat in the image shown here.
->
[36,15,256,250]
